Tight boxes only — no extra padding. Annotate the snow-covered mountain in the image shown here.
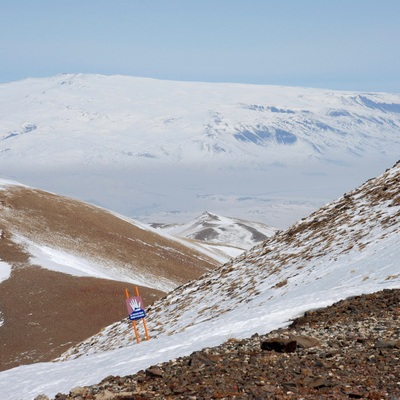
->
[1,74,399,228]
[151,211,277,254]
[2,160,398,400]
[0,179,218,371]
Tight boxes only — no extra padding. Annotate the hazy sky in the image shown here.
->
[1,0,399,92]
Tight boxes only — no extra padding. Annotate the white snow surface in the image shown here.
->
[20,236,171,289]
[0,261,11,284]
[0,260,11,327]
[12,228,186,293]
[1,74,400,228]
[150,211,277,262]
[0,178,28,190]
[0,254,12,327]
[0,181,14,288]
[155,211,277,249]
[0,161,399,400]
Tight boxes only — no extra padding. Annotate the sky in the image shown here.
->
[1,0,400,92]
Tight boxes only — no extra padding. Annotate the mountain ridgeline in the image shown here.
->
[1,75,400,164]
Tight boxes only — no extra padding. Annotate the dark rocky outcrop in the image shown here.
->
[260,338,297,353]
[51,288,400,399]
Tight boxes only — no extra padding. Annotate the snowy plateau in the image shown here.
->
[0,74,400,228]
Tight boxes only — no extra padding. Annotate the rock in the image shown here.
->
[172,386,186,394]
[94,390,115,399]
[110,392,137,399]
[99,375,115,384]
[309,377,329,388]
[313,360,325,367]
[188,352,214,367]
[54,394,68,400]
[69,386,88,397]
[289,335,320,348]
[145,366,163,378]
[375,339,400,348]
[282,382,297,391]
[346,390,365,398]
[260,338,297,353]
[33,395,50,400]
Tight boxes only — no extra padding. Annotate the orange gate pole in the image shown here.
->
[135,286,150,340]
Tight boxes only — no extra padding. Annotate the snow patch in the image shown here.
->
[0,260,12,284]
[16,236,175,292]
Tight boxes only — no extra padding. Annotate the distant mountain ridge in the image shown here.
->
[1,74,399,164]
[1,74,399,228]
[151,211,277,252]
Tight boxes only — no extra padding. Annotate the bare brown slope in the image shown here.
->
[0,267,162,371]
[0,185,218,371]
[0,186,218,284]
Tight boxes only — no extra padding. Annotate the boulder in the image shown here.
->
[261,338,297,353]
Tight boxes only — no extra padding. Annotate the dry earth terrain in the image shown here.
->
[0,185,218,371]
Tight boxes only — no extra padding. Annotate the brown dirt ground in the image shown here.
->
[0,186,217,284]
[0,185,219,372]
[0,266,163,371]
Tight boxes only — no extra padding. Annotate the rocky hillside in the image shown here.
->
[60,160,400,360]
[0,181,218,370]
[49,288,400,399]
